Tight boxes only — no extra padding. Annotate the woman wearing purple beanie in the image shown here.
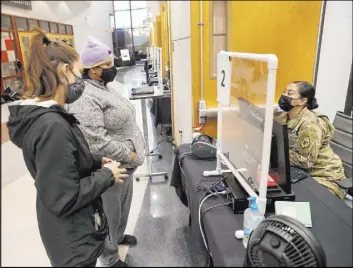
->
[67,36,145,267]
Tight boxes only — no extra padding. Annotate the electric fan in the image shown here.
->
[244,215,326,267]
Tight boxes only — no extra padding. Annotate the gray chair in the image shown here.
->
[330,112,353,194]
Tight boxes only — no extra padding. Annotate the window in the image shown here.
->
[110,14,115,29]
[28,19,39,30]
[15,17,28,31]
[49,22,58,33]
[112,1,150,58]
[130,1,146,9]
[1,15,12,30]
[114,1,130,11]
[210,1,227,78]
[1,32,19,77]
[115,10,131,29]
[39,21,49,33]
[66,25,73,35]
[58,24,66,34]
[131,29,149,47]
[131,9,148,28]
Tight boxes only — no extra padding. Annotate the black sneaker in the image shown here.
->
[118,235,137,246]
[112,260,129,267]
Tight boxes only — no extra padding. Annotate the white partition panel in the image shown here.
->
[205,51,278,214]
[170,1,191,41]
[172,38,193,145]
[170,0,193,145]
[154,47,163,87]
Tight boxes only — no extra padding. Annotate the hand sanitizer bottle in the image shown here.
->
[243,196,265,248]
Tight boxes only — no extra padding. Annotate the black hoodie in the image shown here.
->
[7,100,115,267]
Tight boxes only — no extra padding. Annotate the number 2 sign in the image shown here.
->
[217,52,231,105]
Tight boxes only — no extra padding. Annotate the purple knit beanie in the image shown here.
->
[81,36,113,68]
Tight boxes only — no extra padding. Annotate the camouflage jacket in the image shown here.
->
[275,107,346,199]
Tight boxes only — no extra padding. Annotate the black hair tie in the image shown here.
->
[43,37,51,46]
[309,97,319,110]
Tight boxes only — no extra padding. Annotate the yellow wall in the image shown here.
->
[228,1,321,101]
[190,0,322,138]
[149,26,153,45]
[190,1,218,137]
[152,21,156,45]
[153,16,162,47]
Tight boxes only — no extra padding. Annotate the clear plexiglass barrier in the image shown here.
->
[206,51,278,214]
[148,46,163,86]
[155,47,163,86]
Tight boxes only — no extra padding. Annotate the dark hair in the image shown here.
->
[82,68,90,79]
[292,81,319,110]
[24,27,79,98]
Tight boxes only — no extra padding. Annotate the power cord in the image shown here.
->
[179,153,232,267]
[197,172,232,267]
[199,191,227,253]
[179,152,192,181]
[201,202,232,220]
[150,137,173,154]
[198,172,232,205]
[201,202,232,267]
[149,124,173,154]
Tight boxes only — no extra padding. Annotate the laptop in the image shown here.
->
[131,86,154,96]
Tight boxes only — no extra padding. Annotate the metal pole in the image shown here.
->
[313,0,327,87]
[344,62,352,116]
[129,1,136,57]
[112,1,119,56]
[199,0,204,100]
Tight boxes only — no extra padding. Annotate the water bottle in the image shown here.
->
[243,196,265,248]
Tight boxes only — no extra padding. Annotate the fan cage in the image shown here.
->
[248,220,318,267]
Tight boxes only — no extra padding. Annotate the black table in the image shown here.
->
[150,94,172,128]
[171,144,353,267]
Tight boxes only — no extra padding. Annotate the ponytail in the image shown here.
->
[24,27,79,99]
[292,81,319,110]
[308,97,319,110]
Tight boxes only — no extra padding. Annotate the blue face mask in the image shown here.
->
[66,76,85,104]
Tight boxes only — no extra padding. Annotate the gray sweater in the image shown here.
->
[66,79,145,168]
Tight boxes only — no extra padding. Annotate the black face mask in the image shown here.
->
[66,76,85,104]
[100,66,117,84]
[278,95,297,112]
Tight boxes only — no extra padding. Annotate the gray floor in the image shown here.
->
[118,68,207,267]
[115,67,134,83]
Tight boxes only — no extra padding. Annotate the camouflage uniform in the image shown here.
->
[275,107,346,199]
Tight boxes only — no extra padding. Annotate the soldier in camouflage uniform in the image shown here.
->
[276,81,347,199]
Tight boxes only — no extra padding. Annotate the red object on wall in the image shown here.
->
[1,51,9,63]
[5,39,14,51]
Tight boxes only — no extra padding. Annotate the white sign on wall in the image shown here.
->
[2,0,32,10]
[217,52,232,105]
[120,49,130,61]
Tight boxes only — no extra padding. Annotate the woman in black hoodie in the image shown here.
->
[7,28,128,267]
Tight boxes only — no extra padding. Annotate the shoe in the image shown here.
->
[118,234,137,246]
[112,260,129,267]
